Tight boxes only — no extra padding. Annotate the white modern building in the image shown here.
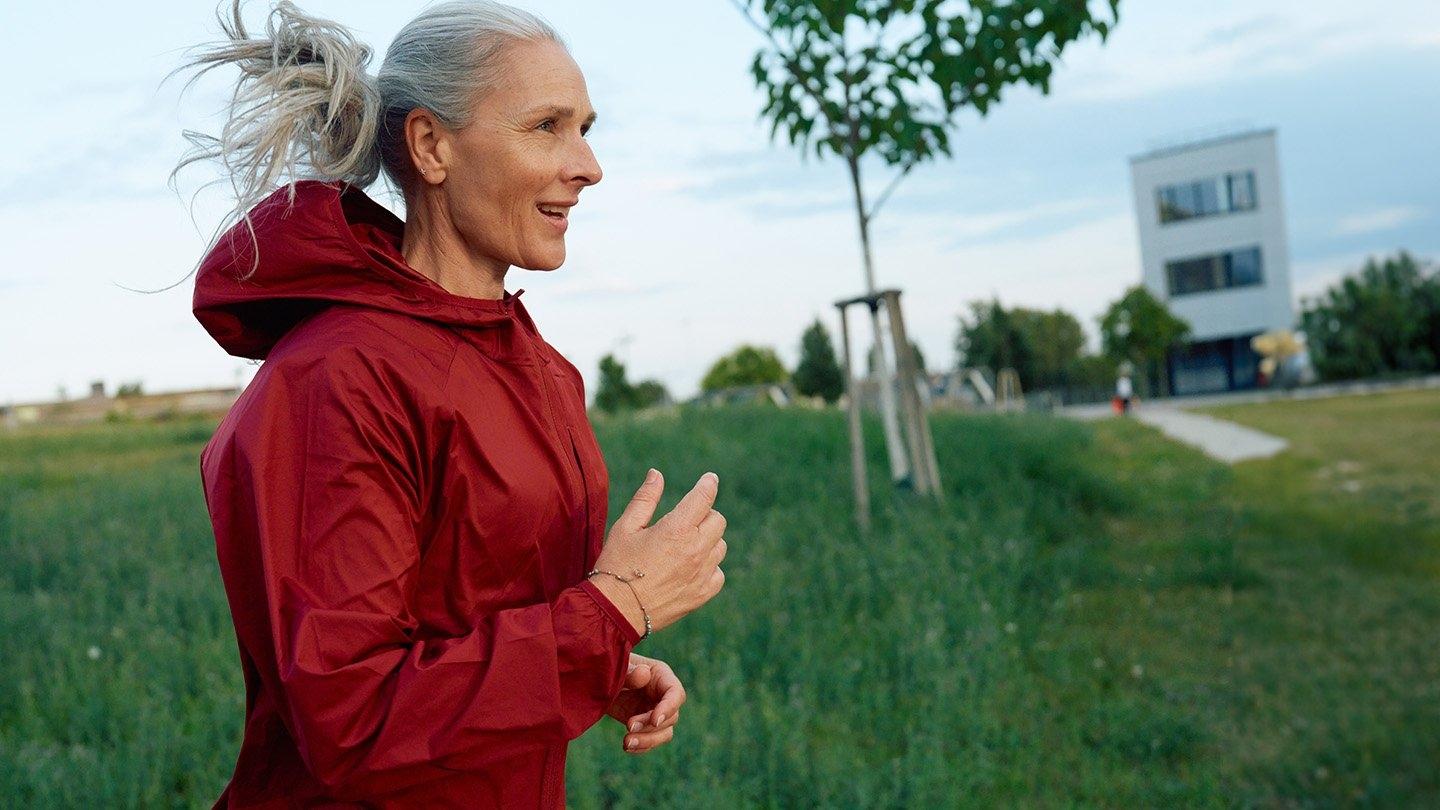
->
[1129,128,1295,394]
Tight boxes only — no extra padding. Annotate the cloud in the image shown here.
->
[0,127,176,208]
[1058,3,1440,103]
[0,73,220,209]
[1190,15,1286,51]
[939,197,1114,247]
[1335,206,1427,236]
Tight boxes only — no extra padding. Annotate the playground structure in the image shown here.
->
[834,288,943,533]
[994,367,1025,412]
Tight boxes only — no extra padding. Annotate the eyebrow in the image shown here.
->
[528,104,598,127]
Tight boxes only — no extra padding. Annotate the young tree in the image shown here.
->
[1299,250,1439,380]
[701,345,789,392]
[734,0,1120,475]
[1099,286,1190,396]
[793,317,846,403]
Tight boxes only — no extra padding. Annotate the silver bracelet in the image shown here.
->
[586,567,650,640]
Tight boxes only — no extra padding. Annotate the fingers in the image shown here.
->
[624,723,675,754]
[646,667,687,727]
[699,508,727,543]
[664,471,719,528]
[612,468,664,535]
[623,663,653,689]
[627,706,679,733]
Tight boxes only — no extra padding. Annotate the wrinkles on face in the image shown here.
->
[448,38,603,277]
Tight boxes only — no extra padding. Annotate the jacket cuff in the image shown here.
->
[578,577,644,646]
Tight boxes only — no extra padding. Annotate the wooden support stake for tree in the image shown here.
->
[835,301,870,533]
[880,290,943,500]
[834,287,946,532]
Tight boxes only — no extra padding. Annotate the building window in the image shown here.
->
[1228,245,1262,286]
[1226,171,1256,212]
[1156,170,1258,224]
[1165,246,1265,296]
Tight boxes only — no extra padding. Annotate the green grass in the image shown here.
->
[0,392,1434,807]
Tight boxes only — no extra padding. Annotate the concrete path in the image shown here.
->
[1130,406,1288,463]
[1060,372,1440,419]
[1052,375,1440,463]
[1045,372,1440,463]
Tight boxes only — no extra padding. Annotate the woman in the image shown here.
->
[174,1,729,806]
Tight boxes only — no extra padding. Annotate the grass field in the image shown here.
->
[0,390,1434,806]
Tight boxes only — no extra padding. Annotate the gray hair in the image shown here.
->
[165,0,567,281]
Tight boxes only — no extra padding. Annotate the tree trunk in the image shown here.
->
[846,153,910,487]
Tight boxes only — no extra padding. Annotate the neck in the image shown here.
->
[400,192,509,300]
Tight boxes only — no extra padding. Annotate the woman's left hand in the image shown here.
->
[606,652,685,754]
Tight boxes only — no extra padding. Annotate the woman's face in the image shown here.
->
[429,38,602,273]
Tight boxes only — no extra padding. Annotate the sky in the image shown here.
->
[1,0,1437,405]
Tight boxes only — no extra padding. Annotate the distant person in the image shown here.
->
[175,2,728,806]
[1116,371,1134,414]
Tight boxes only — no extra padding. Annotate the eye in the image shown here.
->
[537,118,556,132]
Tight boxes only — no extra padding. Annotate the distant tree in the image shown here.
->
[116,381,144,398]
[955,298,1031,377]
[1099,285,1191,396]
[1010,308,1086,390]
[1064,353,1120,392]
[631,380,670,410]
[594,355,633,414]
[701,345,789,392]
[954,300,1088,391]
[594,354,671,414]
[792,318,846,403]
[1299,250,1439,381]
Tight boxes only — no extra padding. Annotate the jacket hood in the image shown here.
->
[194,179,531,359]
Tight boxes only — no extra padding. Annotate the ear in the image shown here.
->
[404,107,449,182]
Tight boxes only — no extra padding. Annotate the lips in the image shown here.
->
[537,203,569,232]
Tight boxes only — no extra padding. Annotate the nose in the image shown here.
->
[569,135,603,188]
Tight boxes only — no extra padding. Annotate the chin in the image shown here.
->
[524,250,565,272]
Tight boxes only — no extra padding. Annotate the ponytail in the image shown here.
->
[165,0,382,280]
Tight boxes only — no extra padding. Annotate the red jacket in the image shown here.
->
[194,179,641,808]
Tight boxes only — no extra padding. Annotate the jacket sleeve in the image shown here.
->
[228,346,641,798]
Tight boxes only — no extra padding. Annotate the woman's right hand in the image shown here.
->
[589,469,727,636]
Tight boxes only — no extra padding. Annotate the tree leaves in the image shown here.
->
[738,0,1122,170]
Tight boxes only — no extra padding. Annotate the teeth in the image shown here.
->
[538,205,566,216]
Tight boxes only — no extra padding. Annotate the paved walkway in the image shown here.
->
[1056,373,1440,464]
[1061,372,1440,420]
[1129,406,1288,463]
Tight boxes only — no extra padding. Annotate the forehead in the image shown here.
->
[488,39,591,109]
